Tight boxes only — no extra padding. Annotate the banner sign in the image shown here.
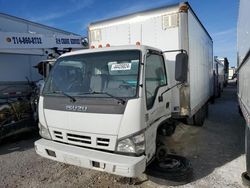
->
[0,31,83,49]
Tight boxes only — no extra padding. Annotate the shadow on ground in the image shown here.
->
[0,129,40,155]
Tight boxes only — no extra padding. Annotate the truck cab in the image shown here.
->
[35,45,187,177]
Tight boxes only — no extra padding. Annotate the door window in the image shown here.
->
[145,53,167,109]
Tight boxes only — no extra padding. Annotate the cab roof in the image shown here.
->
[60,45,162,58]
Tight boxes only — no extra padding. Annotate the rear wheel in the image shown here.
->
[193,106,206,126]
[185,105,207,126]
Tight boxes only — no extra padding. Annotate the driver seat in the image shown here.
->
[90,75,107,92]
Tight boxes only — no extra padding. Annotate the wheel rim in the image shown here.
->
[158,157,183,169]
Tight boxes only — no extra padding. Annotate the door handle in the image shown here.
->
[166,102,170,109]
[158,95,163,102]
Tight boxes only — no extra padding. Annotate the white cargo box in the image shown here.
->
[89,2,213,117]
[238,0,250,125]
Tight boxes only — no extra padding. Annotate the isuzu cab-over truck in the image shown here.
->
[35,2,213,178]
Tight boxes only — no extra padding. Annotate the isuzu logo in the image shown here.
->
[65,105,88,112]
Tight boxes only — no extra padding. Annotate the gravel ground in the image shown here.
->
[0,81,247,188]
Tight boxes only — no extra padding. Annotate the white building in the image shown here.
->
[0,12,84,96]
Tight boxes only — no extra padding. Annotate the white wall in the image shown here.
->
[0,53,47,82]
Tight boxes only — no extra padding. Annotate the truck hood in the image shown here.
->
[41,96,126,136]
[39,96,144,151]
[43,109,123,135]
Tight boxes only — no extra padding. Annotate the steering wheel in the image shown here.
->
[66,81,82,91]
[119,83,133,90]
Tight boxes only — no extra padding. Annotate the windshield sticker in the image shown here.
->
[111,63,132,71]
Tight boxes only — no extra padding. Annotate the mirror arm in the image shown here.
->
[158,82,183,102]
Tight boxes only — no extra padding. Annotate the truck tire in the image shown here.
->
[146,154,193,186]
[193,107,205,126]
[242,172,250,186]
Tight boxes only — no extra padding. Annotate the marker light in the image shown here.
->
[179,4,189,12]
[106,43,110,47]
[136,41,141,46]
[98,44,102,48]
[90,45,95,49]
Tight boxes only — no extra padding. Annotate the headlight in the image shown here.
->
[38,122,51,140]
[116,131,145,156]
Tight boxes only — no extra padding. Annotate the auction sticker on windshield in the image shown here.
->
[111,63,131,71]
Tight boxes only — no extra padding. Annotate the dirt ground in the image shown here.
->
[0,81,247,188]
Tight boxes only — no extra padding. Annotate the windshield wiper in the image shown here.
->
[81,91,126,105]
[52,91,76,102]
[50,81,76,102]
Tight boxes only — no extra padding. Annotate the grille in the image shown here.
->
[52,130,111,148]
[96,137,110,146]
[53,131,63,139]
[67,133,91,144]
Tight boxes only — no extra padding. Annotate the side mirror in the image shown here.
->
[82,37,89,47]
[175,52,188,82]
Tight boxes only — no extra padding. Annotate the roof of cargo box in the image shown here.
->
[89,2,212,41]
[59,45,161,58]
[0,12,80,36]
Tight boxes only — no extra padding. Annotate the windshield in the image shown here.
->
[43,50,141,98]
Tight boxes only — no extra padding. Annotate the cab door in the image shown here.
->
[144,51,171,126]
[143,50,172,161]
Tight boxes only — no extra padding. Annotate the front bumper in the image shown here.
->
[35,139,146,177]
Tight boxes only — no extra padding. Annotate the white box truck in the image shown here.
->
[228,67,236,80]
[214,56,225,98]
[237,0,250,185]
[35,2,213,178]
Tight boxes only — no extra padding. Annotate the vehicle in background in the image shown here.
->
[0,13,86,140]
[237,0,250,185]
[35,2,213,179]
[228,67,236,80]
[216,57,229,87]
[214,56,225,98]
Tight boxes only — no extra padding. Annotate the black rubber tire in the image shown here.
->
[186,117,194,125]
[186,105,207,126]
[146,154,193,186]
[193,108,205,127]
[242,172,250,186]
